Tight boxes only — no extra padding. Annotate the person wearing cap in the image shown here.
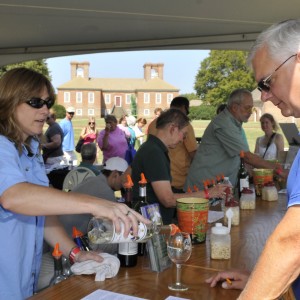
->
[60,106,77,165]
[59,157,129,250]
[78,143,100,175]
[148,96,198,193]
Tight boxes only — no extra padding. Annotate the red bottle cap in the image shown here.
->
[124,174,134,188]
[139,173,147,184]
[72,226,83,238]
[240,150,245,158]
[52,243,63,258]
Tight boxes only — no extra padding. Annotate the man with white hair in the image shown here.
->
[206,19,300,299]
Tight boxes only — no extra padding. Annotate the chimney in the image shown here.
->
[70,61,90,79]
[143,63,164,81]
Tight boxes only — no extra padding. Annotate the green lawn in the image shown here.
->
[54,118,289,163]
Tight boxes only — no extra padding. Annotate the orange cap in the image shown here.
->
[240,150,245,158]
[52,243,63,258]
[187,186,192,193]
[124,174,134,188]
[139,173,147,184]
[72,226,83,238]
[193,184,199,192]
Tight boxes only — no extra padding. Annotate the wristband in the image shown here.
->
[69,246,81,265]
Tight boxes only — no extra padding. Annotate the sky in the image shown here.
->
[46,50,209,95]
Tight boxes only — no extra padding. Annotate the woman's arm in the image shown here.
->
[275,133,285,157]
[1,183,150,236]
[80,127,87,139]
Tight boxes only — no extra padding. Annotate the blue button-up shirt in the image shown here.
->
[0,136,48,300]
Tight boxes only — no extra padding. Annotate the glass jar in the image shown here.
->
[262,182,278,201]
[224,199,240,226]
[210,223,231,259]
[240,187,256,209]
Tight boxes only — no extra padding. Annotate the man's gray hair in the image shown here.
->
[248,19,300,65]
[227,88,252,108]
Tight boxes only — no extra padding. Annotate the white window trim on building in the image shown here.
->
[155,93,161,104]
[125,94,131,104]
[105,94,111,104]
[76,109,82,116]
[64,92,70,103]
[76,92,82,103]
[115,96,122,107]
[88,109,94,116]
[144,93,150,104]
[144,109,150,116]
[88,92,94,103]
[167,93,173,104]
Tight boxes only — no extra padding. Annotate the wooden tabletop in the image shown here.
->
[30,194,287,300]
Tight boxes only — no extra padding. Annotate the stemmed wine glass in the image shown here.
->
[167,231,192,291]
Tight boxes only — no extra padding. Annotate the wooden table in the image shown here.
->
[30,194,287,300]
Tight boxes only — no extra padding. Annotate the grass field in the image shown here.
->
[58,117,289,164]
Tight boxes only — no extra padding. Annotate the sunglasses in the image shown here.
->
[26,97,54,109]
[89,122,95,125]
[257,54,297,92]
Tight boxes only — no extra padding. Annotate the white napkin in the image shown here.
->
[70,253,120,281]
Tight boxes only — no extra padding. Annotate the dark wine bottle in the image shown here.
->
[133,173,149,256]
[238,150,249,198]
[117,174,138,267]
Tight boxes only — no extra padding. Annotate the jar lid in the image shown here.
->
[211,223,229,235]
[241,187,253,194]
[264,181,275,187]
[225,199,239,207]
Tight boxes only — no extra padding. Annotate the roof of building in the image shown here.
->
[58,76,179,92]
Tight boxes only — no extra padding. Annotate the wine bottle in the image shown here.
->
[49,243,68,286]
[118,174,138,267]
[133,173,149,256]
[237,150,249,198]
[87,218,179,245]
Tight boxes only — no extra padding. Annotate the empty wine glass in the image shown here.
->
[167,231,192,291]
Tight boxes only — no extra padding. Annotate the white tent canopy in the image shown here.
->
[0,1,298,66]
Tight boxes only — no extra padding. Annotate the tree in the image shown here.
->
[0,59,51,80]
[130,95,137,117]
[194,50,256,106]
[179,93,199,101]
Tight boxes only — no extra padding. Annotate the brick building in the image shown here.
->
[56,61,179,118]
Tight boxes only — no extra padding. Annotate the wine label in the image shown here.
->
[239,178,249,191]
[118,242,138,255]
[111,222,149,243]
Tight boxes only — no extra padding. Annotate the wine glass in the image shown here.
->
[167,231,192,291]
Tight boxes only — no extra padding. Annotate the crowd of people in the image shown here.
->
[3,18,300,300]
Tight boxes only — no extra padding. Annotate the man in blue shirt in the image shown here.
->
[60,106,77,165]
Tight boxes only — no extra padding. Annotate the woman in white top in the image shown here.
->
[254,113,284,160]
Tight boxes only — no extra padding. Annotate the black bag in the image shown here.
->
[75,138,84,153]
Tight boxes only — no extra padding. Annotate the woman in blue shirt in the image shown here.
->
[0,68,148,300]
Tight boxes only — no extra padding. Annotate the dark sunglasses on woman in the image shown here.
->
[26,97,55,109]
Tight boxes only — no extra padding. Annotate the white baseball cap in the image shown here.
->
[103,157,128,173]
[66,106,75,113]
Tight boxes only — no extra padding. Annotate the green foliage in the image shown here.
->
[179,93,199,101]
[194,50,256,106]
[131,95,137,117]
[189,105,216,120]
[53,104,66,119]
[0,59,51,80]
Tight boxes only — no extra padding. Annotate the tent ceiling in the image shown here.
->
[0,1,298,66]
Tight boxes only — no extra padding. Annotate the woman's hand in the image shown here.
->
[209,183,228,199]
[205,270,250,290]
[92,201,151,238]
[75,250,104,263]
